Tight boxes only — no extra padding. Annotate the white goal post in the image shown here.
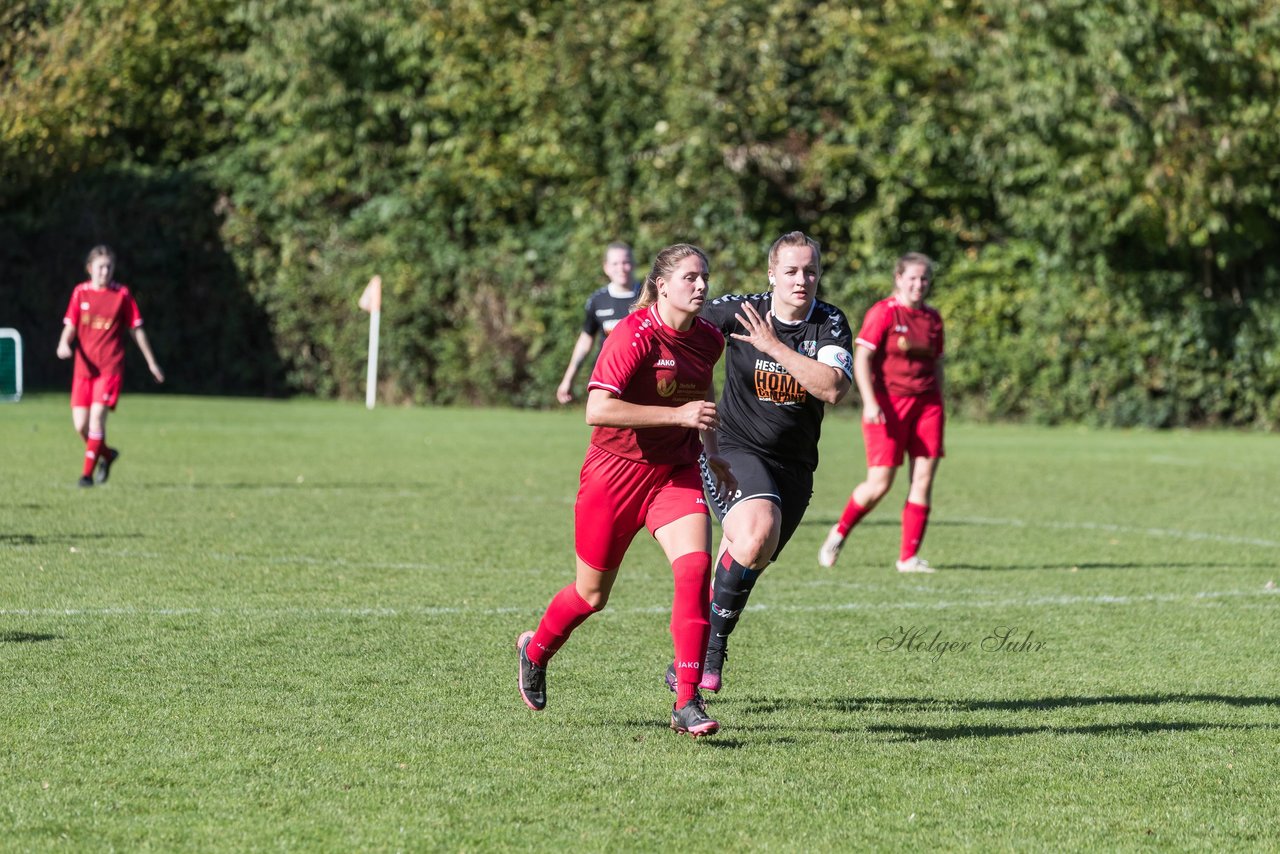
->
[0,328,22,402]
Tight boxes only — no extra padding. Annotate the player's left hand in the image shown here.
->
[704,453,738,498]
[731,302,782,356]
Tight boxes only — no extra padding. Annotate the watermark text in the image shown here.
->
[877,625,1046,662]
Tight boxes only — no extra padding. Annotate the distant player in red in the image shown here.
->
[517,244,737,737]
[819,252,944,573]
[56,245,165,488]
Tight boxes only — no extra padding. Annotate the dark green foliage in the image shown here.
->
[1,165,284,396]
[2,0,1277,424]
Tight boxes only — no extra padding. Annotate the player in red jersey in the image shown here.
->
[818,252,944,573]
[56,246,165,488]
[517,244,737,737]
[556,242,638,404]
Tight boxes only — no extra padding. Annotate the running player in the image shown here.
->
[556,242,638,404]
[517,244,737,738]
[818,252,944,573]
[56,245,165,487]
[664,231,853,695]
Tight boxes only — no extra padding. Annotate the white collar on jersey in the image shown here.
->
[770,294,815,325]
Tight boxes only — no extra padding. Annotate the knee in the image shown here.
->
[579,589,609,611]
[729,532,774,570]
[909,473,935,498]
[574,577,611,611]
[861,478,892,504]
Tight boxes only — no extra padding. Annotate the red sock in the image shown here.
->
[528,584,598,667]
[900,502,930,561]
[83,434,104,477]
[670,552,712,707]
[837,498,871,537]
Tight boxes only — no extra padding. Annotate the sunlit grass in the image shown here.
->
[2,395,1277,850]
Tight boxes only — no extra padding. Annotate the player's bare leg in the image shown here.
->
[820,466,894,567]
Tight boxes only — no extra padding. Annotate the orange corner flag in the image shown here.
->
[359,275,383,313]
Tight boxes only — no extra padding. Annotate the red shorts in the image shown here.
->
[71,374,123,410]
[863,393,945,467]
[574,444,710,571]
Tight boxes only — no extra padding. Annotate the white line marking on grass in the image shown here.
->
[209,553,462,572]
[0,606,528,617]
[34,548,466,573]
[786,588,1277,613]
[957,516,1280,549]
[34,515,1273,577]
[2,588,1273,620]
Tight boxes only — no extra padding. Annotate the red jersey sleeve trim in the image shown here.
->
[587,380,623,395]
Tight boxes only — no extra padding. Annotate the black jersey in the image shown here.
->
[701,291,853,471]
[581,285,637,337]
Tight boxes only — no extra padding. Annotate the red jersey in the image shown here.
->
[856,297,944,397]
[586,305,725,465]
[63,282,143,378]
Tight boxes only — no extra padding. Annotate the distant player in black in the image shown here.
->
[664,231,853,695]
[556,242,638,404]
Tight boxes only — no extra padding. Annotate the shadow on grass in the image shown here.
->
[802,517,895,529]
[565,692,1278,746]
[716,693,1280,742]
[0,632,61,643]
[744,694,1280,714]
[865,720,1263,741]
[1,532,145,546]
[802,518,984,530]
[144,482,436,491]
[620,720,794,750]
[962,693,1279,711]
[944,561,1273,571]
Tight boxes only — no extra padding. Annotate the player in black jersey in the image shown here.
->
[664,231,854,695]
[556,242,639,404]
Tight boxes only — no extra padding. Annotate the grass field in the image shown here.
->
[2,393,1278,851]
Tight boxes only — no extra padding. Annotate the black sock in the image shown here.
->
[708,555,762,647]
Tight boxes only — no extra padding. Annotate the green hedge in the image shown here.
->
[3,0,1278,426]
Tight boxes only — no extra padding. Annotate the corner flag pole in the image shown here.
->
[358,276,382,410]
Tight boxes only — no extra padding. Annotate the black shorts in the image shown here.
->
[700,448,813,561]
